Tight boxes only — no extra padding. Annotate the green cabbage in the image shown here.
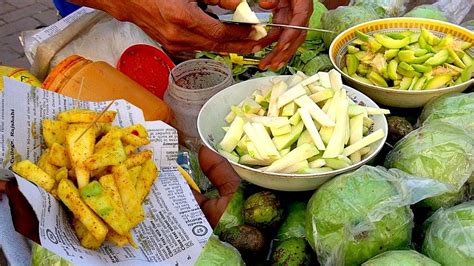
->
[385,121,473,211]
[305,166,448,266]
[321,6,379,47]
[422,201,474,265]
[419,92,474,133]
[351,0,409,18]
[214,187,245,236]
[362,250,440,266]
[403,5,448,21]
[31,243,73,266]
[301,54,333,76]
[306,0,328,41]
[195,235,244,266]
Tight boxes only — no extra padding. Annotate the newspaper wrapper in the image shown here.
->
[0,77,212,265]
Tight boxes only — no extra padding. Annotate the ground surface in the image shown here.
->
[0,0,57,69]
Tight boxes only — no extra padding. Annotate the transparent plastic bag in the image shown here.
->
[418,92,474,133]
[432,0,473,24]
[195,235,245,266]
[385,121,474,211]
[321,6,379,47]
[305,165,450,266]
[362,250,440,266]
[350,0,409,18]
[213,186,245,236]
[422,201,474,265]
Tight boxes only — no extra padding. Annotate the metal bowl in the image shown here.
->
[197,76,388,191]
[329,17,474,108]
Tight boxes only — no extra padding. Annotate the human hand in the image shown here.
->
[257,0,313,70]
[71,0,268,54]
[2,180,40,244]
[192,146,241,228]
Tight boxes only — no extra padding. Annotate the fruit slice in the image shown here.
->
[294,95,335,127]
[272,121,304,150]
[233,0,267,40]
[423,74,452,90]
[374,33,410,49]
[266,143,319,172]
[424,49,449,66]
[219,116,245,152]
[323,98,349,158]
[367,71,388,87]
[277,84,307,108]
[342,129,385,156]
[298,107,326,151]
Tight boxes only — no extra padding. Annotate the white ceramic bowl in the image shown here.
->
[329,18,474,108]
[197,76,388,191]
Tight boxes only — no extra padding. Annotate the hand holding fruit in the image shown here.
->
[70,0,275,55]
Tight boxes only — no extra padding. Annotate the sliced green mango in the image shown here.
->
[397,67,422,78]
[423,74,452,90]
[360,45,368,51]
[346,54,359,76]
[421,27,440,46]
[460,64,474,82]
[347,45,359,54]
[412,48,428,56]
[409,33,420,44]
[436,33,454,50]
[412,64,432,73]
[418,35,434,52]
[424,49,449,66]
[367,38,382,52]
[413,77,427,90]
[351,73,374,85]
[398,50,416,62]
[388,60,399,80]
[357,64,370,75]
[384,49,399,60]
[385,32,407,40]
[342,67,349,75]
[412,53,434,64]
[408,76,419,90]
[399,77,412,90]
[367,71,388,87]
[447,47,466,68]
[462,53,472,67]
[399,61,415,72]
[355,30,369,42]
[374,33,410,49]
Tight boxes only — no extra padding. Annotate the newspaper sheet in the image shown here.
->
[0,78,212,265]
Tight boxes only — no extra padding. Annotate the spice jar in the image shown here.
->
[164,59,233,146]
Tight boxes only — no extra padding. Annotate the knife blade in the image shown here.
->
[220,20,336,34]
[74,100,116,143]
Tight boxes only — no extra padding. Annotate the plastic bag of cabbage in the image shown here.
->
[419,93,474,133]
[422,201,474,265]
[194,235,244,266]
[305,165,449,266]
[386,93,474,211]
[350,0,409,18]
[362,250,439,266]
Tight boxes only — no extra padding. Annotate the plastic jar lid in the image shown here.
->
[117,44,175,99]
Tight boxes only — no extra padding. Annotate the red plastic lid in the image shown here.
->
[117,44,175,99]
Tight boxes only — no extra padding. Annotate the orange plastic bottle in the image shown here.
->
[43,55,172,123]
